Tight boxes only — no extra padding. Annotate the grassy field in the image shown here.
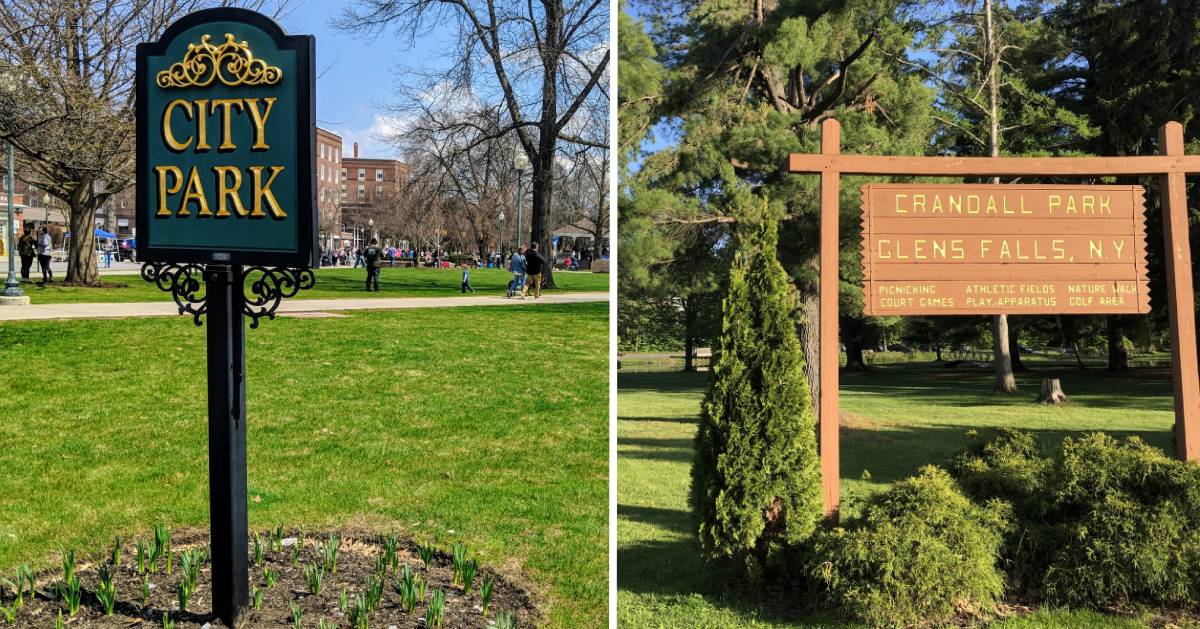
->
[0,302,608,628]
[20,266,609,304]
[617,364,1176,628]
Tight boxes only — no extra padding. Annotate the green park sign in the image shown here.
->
[136,8,316,267]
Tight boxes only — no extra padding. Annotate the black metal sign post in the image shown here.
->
[136,8,318,626]
[206,265,249,623]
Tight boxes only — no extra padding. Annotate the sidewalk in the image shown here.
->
[0,292,607,322]
[0,256,141,276]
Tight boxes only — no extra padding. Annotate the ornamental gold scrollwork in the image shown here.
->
[156,33,282,89]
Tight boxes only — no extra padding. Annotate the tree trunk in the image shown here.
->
[1072,341,1087,370]
[1009,321,1027,372]
[684,294,697,372]
[65,199,100,286]
[529,4,562,291]
[1037,377,1068,405]
[799,283,821,423]
[1106,315,1129,371]
[934,343,944,362]
[983,0,1015,393]
[993,315,1018,392]
[844,337,867,371]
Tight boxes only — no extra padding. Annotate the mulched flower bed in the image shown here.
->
[2,528,539,628]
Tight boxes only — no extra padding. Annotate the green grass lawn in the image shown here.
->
[618,364,1176,628]
[0,302,608,628]
[21,266,609,304]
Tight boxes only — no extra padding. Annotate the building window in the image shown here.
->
[334,148,339,163]
[358,168,365,180]
[358,184,366,198]
[375,169,384,181]
[341,168,347,179]
[375,184,383,196]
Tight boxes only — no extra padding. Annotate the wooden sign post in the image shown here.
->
[136,9,317,625]
[789,119,1200,518]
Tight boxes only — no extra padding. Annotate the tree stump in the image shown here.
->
[1037,377,1069,405]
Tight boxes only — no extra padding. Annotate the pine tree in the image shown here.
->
[690,196,823,573]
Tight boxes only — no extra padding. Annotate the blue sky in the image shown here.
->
[275,0,455,159]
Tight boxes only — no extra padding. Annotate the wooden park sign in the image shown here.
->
[788,119,1200,519]
[861,184,1150,316]
[136,8,316,625]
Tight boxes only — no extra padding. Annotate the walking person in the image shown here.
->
[461,262,475,293]
[522,241,546,299]
[17,228,35,281]
[364,238,383,292]
[507,245,527,299]
[36,227,53,284]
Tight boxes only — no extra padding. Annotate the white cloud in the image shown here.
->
[331,114,410,160]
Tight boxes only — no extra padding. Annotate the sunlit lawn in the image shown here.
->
[618,363,1176,628]
[21,266,609,304]
[0,302,608,628]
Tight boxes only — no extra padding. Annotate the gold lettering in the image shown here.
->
[967,195,980,214]
[210,99,245,151]
[248,165,287,218]
[1052,239,1065,259]
[181,166,211,216]
[894,194,907,214]
[912,194,925,213]
[244,97,277,150]
[948,195,962,214]
[1049,194,1060,214]
[1101,195,1111,214]
[1082,195,1094,214]
[1089,239,1103,259]
[194,99,211,151]
[162,99,192,151]
[212,166,247,217]
[154,166,183,215]
[1112,239,1125,259]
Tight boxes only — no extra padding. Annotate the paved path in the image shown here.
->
[0,292,607,322]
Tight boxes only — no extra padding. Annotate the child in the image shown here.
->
[461,263,474,294]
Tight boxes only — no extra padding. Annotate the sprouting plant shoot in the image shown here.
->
[176,579,192,613]
[320,532,341,574]
[166,548,173,576]
[61,550,75,585]
[290,601,303,629]
[374,554,387,580]
[382,532,399,570]
[425,588,446,628]
[397,564,420,612]
[417,543,434,569]
[141,575,152,609]
[55,610,64,629]
[58,574,81,617]
[338,587,348,613]
[318,618,336,629]
[96,563,117,616]
[365,575,385,613]
[489,610,518,629]
[252,532,265,566]
[151,524,169,572]
[263,565,279,588]
[303,563,324,595]
[347,593,370,629]
[136,540,147,575]
[482,576,495,617]
[162,611,175,629]
[111,535,122,567]
[289,541,301,566]
[251,586,263,610]
[462,559,479,594]
[0,601,16,624]
[452,542,468,583]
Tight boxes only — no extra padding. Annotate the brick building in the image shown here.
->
[340,142,408,210]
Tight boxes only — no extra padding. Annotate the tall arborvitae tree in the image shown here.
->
[690,196,823,574]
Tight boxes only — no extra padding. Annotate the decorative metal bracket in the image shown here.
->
[141,263,315,328]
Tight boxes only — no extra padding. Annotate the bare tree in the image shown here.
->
[0,0,283,285]
[336,0,608,286]
[401,107,519,261]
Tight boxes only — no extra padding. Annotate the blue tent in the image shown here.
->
[65,228,117,239]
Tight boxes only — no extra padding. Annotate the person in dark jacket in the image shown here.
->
[17,228,36,280]
[364,238,383,292]
[522,241,546,298]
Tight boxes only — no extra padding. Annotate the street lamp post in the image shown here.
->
[513,149,529,249]
[498,211,506,264]
[3,142,25,299]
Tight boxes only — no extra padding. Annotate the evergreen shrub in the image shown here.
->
[952,430,1200,608]
[808,466,1008,627]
